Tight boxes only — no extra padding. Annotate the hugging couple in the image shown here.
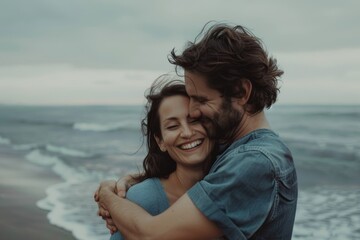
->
[94,22,298,240]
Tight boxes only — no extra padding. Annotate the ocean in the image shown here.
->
[0,104,359,239]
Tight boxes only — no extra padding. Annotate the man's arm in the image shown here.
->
[99,185,222,240]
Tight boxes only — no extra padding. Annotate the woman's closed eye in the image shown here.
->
[166,124,179,130]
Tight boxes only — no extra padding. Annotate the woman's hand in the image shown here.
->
[95,174,141,200]
[114,174,139,197]
[93,175,141,234]
[94,180,117,234]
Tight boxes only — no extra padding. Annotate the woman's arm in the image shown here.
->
[99,184,222,240]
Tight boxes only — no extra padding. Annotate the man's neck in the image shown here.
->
[234,111,270,141]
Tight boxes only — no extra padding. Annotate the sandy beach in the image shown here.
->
[0,147,76,240]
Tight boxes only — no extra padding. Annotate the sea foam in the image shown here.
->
[25,149,106,240]
[293,187,360,240]
[73,122,125,132]
[13,143,39,150]
[45,144,91,158]
[0,135,11,145]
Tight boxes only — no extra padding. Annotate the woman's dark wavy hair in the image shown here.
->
[169,22,284,114]
[134,76,188,182]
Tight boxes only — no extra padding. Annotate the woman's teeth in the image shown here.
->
[180,140,202,150]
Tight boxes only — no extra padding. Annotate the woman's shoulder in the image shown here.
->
[127,178,161,196]
[126,178,169,214]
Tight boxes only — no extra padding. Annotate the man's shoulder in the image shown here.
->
[226,129,288,155]
[214,129,293,171]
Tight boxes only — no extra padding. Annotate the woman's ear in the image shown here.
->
[155,135,166,152]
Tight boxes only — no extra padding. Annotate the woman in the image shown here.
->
[104,78,216,240]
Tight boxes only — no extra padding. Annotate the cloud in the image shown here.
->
[0,65,163,105]
[276,47,360,79]
[276,48,360,104]
[0,0,359,104]
[1,0,359,69]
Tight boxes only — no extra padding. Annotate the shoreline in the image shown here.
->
[0,146,76,240]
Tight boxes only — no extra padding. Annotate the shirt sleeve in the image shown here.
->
[187,150,276,239]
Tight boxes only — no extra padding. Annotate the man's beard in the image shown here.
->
[201,99,243,145]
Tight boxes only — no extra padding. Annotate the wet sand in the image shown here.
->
[0,147,76,240]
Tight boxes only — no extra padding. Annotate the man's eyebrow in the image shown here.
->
[190,95,207,101]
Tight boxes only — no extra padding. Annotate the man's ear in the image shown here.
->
[235,79,252,106]
[155,135,166,152]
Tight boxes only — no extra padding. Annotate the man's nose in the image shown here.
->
[189,100,201,119]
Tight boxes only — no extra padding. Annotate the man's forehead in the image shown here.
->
[184,77,195,92]
[184,72,205,92]
[184,72,219,97]
[185,77,201,98]
[184,72,196,85]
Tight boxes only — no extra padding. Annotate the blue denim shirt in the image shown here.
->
[188,129,298,240]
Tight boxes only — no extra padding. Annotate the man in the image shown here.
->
[96,23,298,240]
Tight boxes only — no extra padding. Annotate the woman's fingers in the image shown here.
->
[98,207,110,218]
[105,218,118,233]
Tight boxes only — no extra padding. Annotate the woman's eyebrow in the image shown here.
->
[162,117,179,123]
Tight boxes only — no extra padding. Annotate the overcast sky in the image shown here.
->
[0,0,359,105]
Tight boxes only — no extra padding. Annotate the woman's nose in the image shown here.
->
[180,125,194,138]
